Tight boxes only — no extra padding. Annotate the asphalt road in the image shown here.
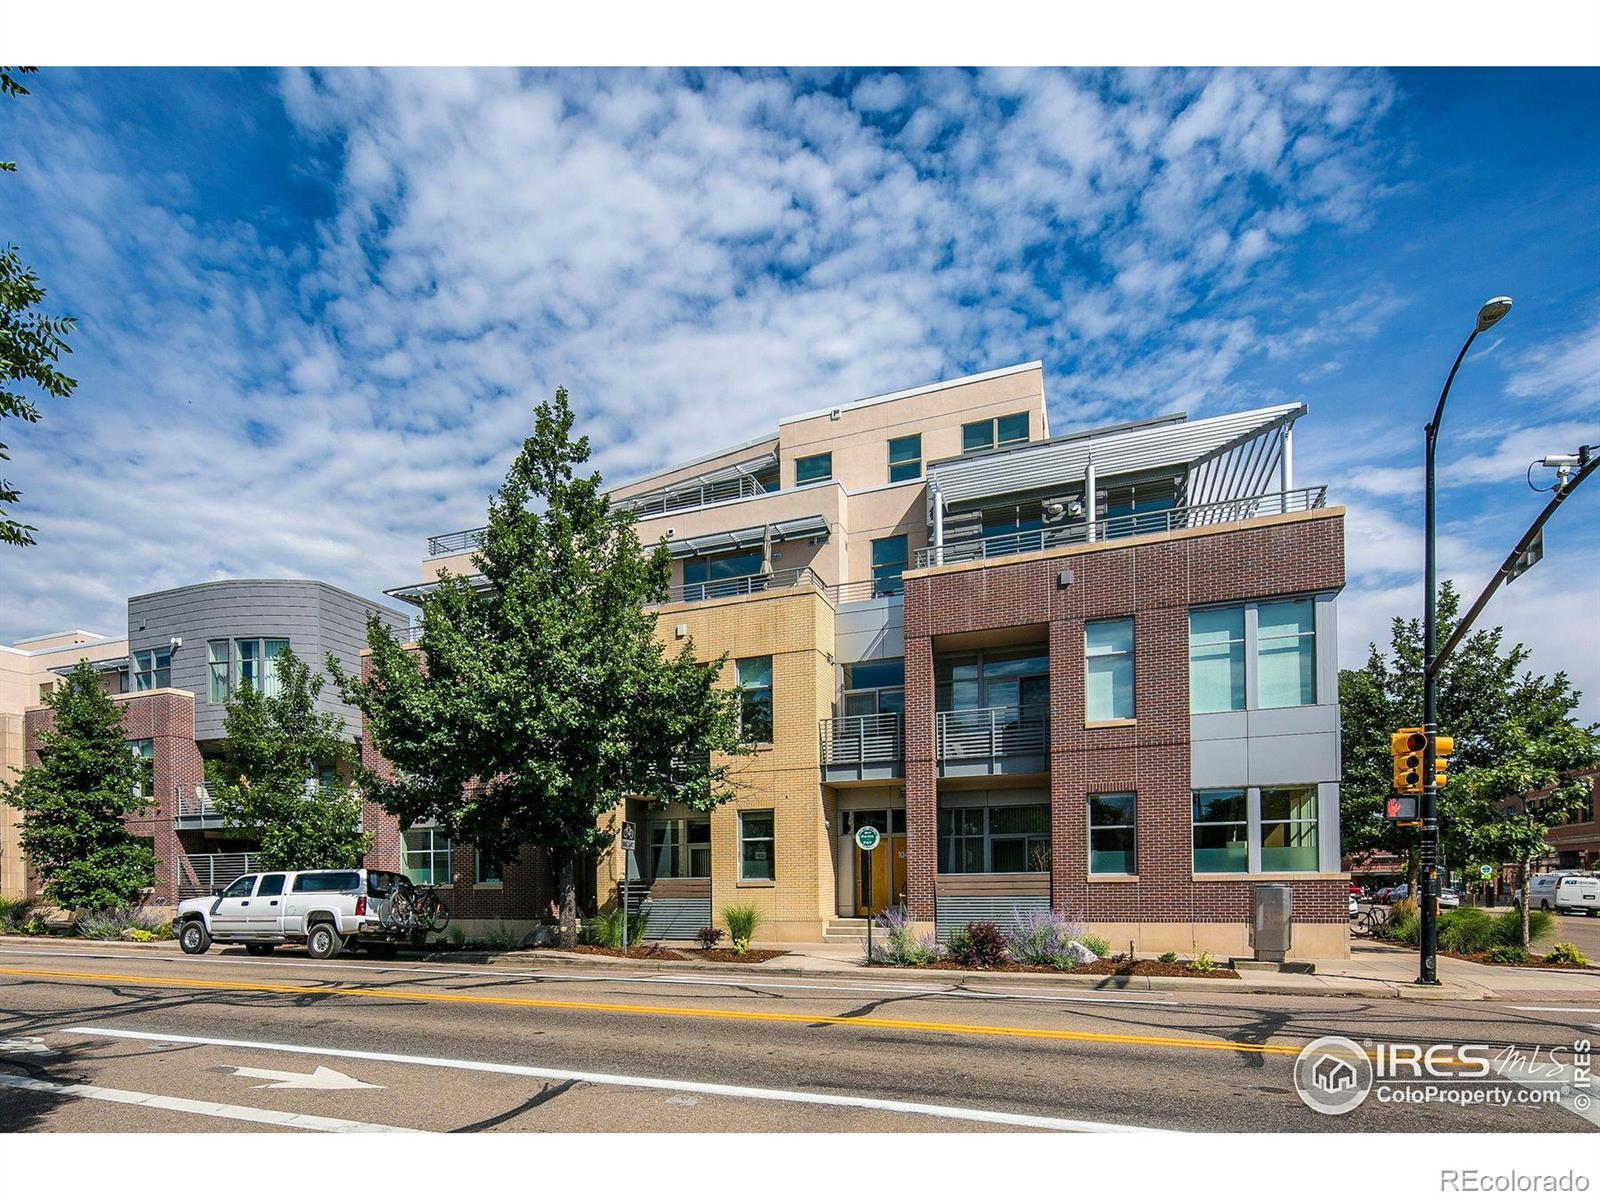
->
[1,941,1597,1134]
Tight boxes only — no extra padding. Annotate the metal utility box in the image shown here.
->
[1250,883,1293,963]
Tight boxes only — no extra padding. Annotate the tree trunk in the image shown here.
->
[1405,847,1421,896]
[1519,858,1531,950]
[557,852,580,949]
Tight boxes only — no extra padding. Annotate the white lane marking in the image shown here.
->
[0,946,1177,1006]
[1508,1007,1600,1014]
[69,1026,1178,1134]
[228,1065,381,1091]
[0,1070,414,1133]
[0,1036,58,1057]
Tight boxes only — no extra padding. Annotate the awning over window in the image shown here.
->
[666,514,829,559]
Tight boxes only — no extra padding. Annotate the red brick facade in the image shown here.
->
[903,511,1347,929]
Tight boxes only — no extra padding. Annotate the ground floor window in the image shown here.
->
[403,827,453,885]
[938,802,1050,873]
[1260,786,1320,872]
[475,851,502,886]
[647,816,711,879]
[1192,789,1248,873]
[739,810,775,881]
[1192,785,1323,874]
[1088,792,1136,874]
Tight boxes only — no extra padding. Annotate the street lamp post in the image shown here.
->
[1418,295,1513,986]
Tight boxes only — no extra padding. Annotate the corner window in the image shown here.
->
[475,851,502,886]
[1089,793,1136,875]
[1192,790,1248,873]
[795,452,832,485]
[887,434,921,482]
[1189,608,1245,714]
[739,810,775,881]
[870,534,908,596]
[961,412,1030,454]
[1256,599,1316,708]
[1084,618,1134,721]
[1260,786,1319,872]
[132,648,171,691]
[207,640,230,703]
[737,656,773,742]
[403,828,453,885]
[129,739,153,798]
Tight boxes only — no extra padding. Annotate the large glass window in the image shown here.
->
[938,803,1050,873]
[737,656,773,742]
[1189,608,1245,713]
[935,648,1048,713]
[1256,599,1316,708]
[842,658,904,717]
[233,638,290,698]
[403,828,453,885]
[129,739,153,798]
[648,817,711,878]
[1084,618,1134,721]
[887,434,921,482]
[1260,786,1320,872]
[207,640,230,703]
[132,648,171,691]
[961,412,1030,454]
[795,452,832,485]
[1089,793,1137,874]
[475,851,502,886]
[1192,790,1248,873]
[739,810,775,881]
[262,638,290,699]
[682,549,765,599]
[871,534,908,596]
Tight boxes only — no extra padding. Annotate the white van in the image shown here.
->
[1527,872,1600,916]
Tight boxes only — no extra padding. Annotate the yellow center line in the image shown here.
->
[0,963,1304,1057]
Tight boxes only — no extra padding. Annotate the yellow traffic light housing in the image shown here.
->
[1391,727,1425,795]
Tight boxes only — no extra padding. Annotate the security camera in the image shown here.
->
[169,637,183,651]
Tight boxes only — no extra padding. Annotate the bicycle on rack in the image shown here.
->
[378,878,451,941]
[1349,904,1386,937]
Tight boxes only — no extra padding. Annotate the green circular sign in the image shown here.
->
[1479,865,1493,879]
[854,825,881,852]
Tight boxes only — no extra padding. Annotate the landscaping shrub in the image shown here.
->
[943,925,972,962]
[587,906,644,950]
[1494,907,1552,948]
[1487,944,1529,964]
[1158,950,1180,964]
[1189,949,1218,974]
[1545,942,1590,966]
[695,926,724,951]
[1079,934,1112,959]
[1385,896,1418,929]
[1437,907,1497,955]
[865,905,937,965]
[1386,910,1422,947]
[721,904,762,954]
[479,922,522,952]
[75,906,168,942]
[950,921,1007,968]
[0,897,38,934]
[1005,907,1084,967]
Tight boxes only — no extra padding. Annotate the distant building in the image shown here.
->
[1501,769,1600,873]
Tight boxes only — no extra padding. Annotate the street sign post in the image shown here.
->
[620,821,637,951]
[855,825,880,963]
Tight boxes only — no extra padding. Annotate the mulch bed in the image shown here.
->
[870,957,1241,979]
[1368,935,1596,970]
[552,944,789,963]
[680,948,787,963]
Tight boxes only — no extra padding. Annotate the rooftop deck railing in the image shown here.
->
[656,566,826,606]
[914,485,1328,569]
[427,527,486,557]
[616,473,768,519]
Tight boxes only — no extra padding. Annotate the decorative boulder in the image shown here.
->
[1065,939,1099,965]
[520,925,556,948]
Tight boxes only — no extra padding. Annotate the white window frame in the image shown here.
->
[738,809,775,882]
[403,826,453,886]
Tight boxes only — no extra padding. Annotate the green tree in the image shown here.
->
[1,662,154,910]
[332,388,748,946]
[206,648,369,871]
[1340,582,1597,911]
[2,67,77,547]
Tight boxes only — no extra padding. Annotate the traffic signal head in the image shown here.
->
[1434,735,1455,758]
[1390,727,1425,794]
[1390,729,1427,756]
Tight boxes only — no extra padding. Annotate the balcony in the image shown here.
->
[915,486,1327,569]
[428,527,486,557]
[176,851,262,899]
[176,784,363,831]
[820,713,904,783]
[656,566,827,606]
[936,705,1049,777]
[616,472,769,519]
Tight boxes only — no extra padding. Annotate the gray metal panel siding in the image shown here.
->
[641,899,711,940]
[127,580,405,743]
[833,595,904,665]
[934,896,1050,940]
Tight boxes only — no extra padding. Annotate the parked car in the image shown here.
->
[1527,872,1600,916]
[1373,884,1409,904]
[1438,888,1462,909]
[176,868,424,959]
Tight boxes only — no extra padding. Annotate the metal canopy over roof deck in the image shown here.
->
[614,450,780,518]
[665,513,828,559]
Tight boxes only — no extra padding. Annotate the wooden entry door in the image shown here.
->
[854,833,907,916]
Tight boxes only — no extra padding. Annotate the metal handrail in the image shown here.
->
[657,566,827,605]
[914,485,1329,568]
[616,473,768,518]
[819,712,903,765]
[935,704,1049,763]
[824,578,904,605]
[428,527,486,557]
[177,783,362,822]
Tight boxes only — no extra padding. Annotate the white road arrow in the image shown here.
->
[0,1036,58,1057]
[226,1064,382,1091]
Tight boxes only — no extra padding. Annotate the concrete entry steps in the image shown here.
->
[823,918,868,944]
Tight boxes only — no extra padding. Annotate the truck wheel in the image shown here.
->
[179,921,211,955]
[1540,900,1551,911]
[307,923,344,960]
[245,943,275,956]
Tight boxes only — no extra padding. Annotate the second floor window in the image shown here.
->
[795,452,832,485]
[132,648,171,691]
[887,434,921,482]
[1084,618,1134,721]
[129,739,153,798]
[1257,599,1316,708]
[233,638,290,699]
[207,640,230,704]
[737,656,773,742]
[871,534,908,596]
[1189,608,1245,714]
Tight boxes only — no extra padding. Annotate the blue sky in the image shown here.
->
[2,68,1596,712]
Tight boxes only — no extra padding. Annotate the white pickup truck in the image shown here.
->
[176,868,415,959]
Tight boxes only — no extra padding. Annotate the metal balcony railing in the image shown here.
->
[176,783,363,829]
[823,577,904,605]
[935,705,1049,771]
[428,527,486,557]
[657,566,826,605]
[616,474,768,519]
[176,852,263,899]
[914,485,1329,569]
[819,712,903,767]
